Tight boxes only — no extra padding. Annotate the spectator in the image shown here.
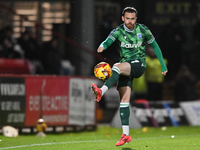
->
[1,26,22,58]
[17,29,43,74]
[0,28,8,57]
[145,45,168,101]
[17,30,40,60]
[159,17,185,81]
[188,12,200,80]
[41,38,65,75]
[174,65,198,101]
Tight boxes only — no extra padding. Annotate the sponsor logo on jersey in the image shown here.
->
[137,33,142,39]
[121,41,142,48]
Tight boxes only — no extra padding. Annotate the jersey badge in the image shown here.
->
[124,36,127,40]
[137,33,142,39]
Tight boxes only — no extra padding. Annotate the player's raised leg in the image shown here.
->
[91,65,121,102]
[91,62,131,102]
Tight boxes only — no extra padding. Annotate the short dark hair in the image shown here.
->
[122,7,138,16]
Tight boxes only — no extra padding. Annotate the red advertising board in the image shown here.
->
[25,76,70,126]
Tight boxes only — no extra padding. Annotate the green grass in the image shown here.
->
[0,125,200,150]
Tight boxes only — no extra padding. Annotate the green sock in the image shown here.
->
[120,103,130,126]
[104,66,120,89]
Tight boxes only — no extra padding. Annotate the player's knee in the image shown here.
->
[112,65,121,74]
[113,63,120,67]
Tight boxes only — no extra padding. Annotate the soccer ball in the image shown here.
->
[94,62,112,81]
[35,118,47,132]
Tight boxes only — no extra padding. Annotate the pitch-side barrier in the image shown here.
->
[0,75,100,133]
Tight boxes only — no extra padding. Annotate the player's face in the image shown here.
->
[122,12,137,30]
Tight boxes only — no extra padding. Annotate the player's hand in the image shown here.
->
[162,70,168,75]
[97,47,104,53]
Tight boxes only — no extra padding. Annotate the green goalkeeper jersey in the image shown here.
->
[100,23,154,63]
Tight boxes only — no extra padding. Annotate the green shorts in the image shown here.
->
[117,59,146,90]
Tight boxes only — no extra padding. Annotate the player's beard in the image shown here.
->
[125,23,134,30]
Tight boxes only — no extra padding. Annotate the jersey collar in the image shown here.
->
[123,23,135,32]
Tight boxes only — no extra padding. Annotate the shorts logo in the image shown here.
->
[137,33,142,39]
[131,60,139,63]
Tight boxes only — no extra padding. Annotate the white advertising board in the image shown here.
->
[180,101,200,126]
[68,78,85,125]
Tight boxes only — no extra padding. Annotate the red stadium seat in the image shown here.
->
[0,58,31,74]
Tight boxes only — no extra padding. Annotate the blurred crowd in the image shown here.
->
[0,11,200,102]
[0,26,74,76]
[158,13,200,101]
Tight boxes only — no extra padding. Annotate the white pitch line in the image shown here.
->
[0,134,200,149]
[0,140,108,150]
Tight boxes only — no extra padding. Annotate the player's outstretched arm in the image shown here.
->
[98,36,115,52]
[150,40,168,74]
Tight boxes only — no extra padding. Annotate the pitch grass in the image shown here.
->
[0,125,200,150]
